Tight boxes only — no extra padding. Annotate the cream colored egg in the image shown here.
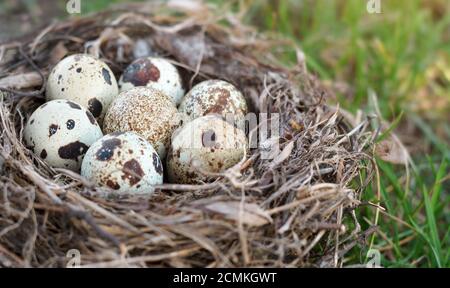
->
[119,57,185,105]
[178,80,248,121]
[103,87,180,158]
[46,54,119,123]
[23,100,103,171]
[167,115,247,184]
[81,132,163,195]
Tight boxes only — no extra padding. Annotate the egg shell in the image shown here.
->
[119,57,185,105]
[103,87,180,158]
[23,99,103,171]
[167,115,247,184]
[178,80,248,121]
[46,54,119,123]
[81,132,163,195]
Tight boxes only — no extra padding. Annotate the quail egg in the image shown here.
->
[119,57,185,105]
[81,132,163,195]
[24,100,103,171]
[46,54,119,123]
[167,115,247,184]
[103,87,180,158]
[178,80,248,121]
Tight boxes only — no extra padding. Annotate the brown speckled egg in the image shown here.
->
[24,100,103,171]
[167,115,247,184]
[119,57,185,105]
[103,87,180,158]
[178,80,247,121]
[81,132,163,195]
[46,54,119,123]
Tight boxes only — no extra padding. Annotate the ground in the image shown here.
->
[0,0,448,268]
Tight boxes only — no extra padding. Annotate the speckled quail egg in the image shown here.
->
[81,132,163,195]
[119,57,185,105]
[46,54,119,123]
[167,115,247,184]
[178,80,248,121]
[103,87,180,158]
[24,100,103,171]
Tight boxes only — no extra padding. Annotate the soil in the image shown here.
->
[0,0,64,42]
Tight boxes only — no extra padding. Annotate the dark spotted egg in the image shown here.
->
[23,100,103,171]
[118,57,185,105]
[167,115,247,184]
[81,132,163,195]
[178,80,248,121]
[46,54,119,124]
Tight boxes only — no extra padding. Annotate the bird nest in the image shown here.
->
[0,3,376,267]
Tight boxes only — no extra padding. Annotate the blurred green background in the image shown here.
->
[0,0,448,267]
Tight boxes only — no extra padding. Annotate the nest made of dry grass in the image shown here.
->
[0,2,377,267]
